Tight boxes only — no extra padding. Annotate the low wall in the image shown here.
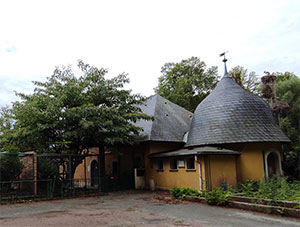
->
[184,195,300,219]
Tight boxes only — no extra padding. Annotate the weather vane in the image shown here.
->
[220,51,228,63]
[220,51,229,74]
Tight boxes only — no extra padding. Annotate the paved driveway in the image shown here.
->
[0,191,299,226]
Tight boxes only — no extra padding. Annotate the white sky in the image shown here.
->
[1,0,300,107]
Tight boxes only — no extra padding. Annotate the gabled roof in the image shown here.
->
[186,73,290,147]
[135,94,193,142]
[148,146,240,158]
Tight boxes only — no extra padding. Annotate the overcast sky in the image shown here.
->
[1,0,299,107]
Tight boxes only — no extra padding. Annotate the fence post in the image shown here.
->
[98,153,102,192]
[33,151,37,196]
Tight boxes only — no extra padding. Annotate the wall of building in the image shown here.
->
[146,156,201,190]
[141,141,203,190]
[143,142,239,191]
[232,142,283,183]
[74,148,99,181]
[74,147,134,183]
[143,141,187,189]
[208,155,237,189]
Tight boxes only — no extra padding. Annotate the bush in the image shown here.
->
[170,187,200,199]
[0,151,24,181]
[256,177,300,202]
[202,187,230,206]
[235,179,259,197]
[37,157,59,180]
[231,177,300,202]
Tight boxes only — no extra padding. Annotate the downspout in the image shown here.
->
[262,150,267,181]
[195,155,202,191]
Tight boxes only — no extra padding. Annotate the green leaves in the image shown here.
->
[170,187,200,199]
[0,60,152,154]
[0,149,24,181]
[155,57,219,112]
[229,66,260,94]
[234,177,300,202]
[275,74,300,180]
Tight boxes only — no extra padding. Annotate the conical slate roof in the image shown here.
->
[186,73,290,147]
[135,94,193,142]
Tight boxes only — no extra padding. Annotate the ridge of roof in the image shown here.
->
[149,94,159,140]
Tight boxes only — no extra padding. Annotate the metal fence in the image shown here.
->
[0,176,128,203]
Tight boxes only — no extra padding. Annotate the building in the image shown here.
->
[74,60,290,191]
[138,61,290,191]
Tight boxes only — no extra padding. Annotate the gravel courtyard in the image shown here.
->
[0,190,299,227]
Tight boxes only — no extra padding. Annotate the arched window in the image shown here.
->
[264,150,283,179]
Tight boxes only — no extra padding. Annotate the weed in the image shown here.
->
[170,187,200,199]
[202,187,230,206]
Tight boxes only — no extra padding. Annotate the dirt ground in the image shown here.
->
[0,191,299,227]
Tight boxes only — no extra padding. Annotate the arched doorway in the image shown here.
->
[90,160,99,187]
[267,153,276,178]
[265,151,282,179]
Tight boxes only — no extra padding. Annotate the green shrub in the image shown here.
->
[37,157,59,180]
[202,187,230,206]
[170,187,200,199]
[255,177,300,202]
[0,151,24,181]
[235,180,259,197]
[231,177,300,202]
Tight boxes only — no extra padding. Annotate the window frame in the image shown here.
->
[169,158,178,171]
[157,159,164,171]
[186,156,196,170]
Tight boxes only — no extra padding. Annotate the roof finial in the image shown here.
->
[220,51,229,76]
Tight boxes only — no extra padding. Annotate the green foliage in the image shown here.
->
[233,177,300,202]
[235,180,259,197]
[0,61,152,177]
[155,57,219,112]
[0,149,24,181]
[37,157,59,180]
[170,187,200,199]
[229,66,260,94]
[275,73,300,180]
[202,187,230,206]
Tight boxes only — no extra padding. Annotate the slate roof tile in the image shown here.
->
[186,74,290,147]
[135,94,193,142]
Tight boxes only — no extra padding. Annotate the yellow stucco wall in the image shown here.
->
[143,141,201,190]
[74,148,99,180]
[237,149,264,183]
[74,147,133,181]
[146,157,201,190]
[208,155,237,188]
[233,143,283,183]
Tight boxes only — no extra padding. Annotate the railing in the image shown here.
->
[0,178,100,203]
[0,175,134,203]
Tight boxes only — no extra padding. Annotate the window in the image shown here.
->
[178,160,185,168]
[187,157,195,170]
[157,159,164,170]
[170,159,178,170]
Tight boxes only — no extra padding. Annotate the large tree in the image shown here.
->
[155,57,219,112]
[275,72,300,180]
[229,66,260,94]
[0,61,152,178]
